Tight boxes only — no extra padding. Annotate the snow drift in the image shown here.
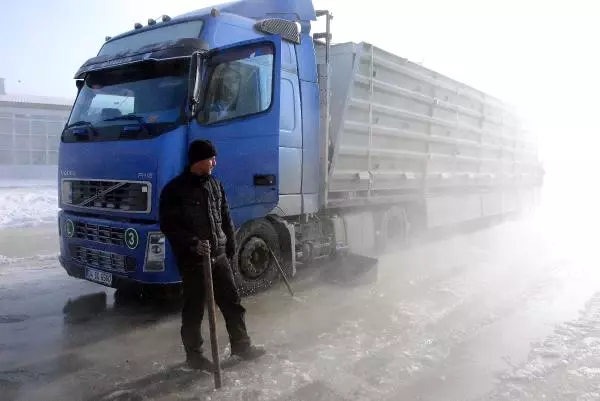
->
[0,182,58,228]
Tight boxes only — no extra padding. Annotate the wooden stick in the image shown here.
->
[267,247,294,297]
[201,242,222,389]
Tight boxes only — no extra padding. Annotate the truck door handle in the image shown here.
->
[254,174,276,186]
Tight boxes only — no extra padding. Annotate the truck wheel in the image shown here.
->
[374,207,410,253]
[232,219,281,296]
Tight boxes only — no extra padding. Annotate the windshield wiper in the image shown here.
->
[103,114,146,123]
[65,120,98,136]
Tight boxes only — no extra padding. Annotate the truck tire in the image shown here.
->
[232,219,281,296]
[374,206,410,254]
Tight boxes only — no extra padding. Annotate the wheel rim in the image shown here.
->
[239,237,271,280]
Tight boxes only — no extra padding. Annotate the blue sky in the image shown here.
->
[2,0,599,178]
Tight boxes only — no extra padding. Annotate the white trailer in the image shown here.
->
[311,41,542,255]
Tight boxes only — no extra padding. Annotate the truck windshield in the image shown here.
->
[65,59,188,141]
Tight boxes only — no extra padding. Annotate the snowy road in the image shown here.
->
[0,181,57,229]
[2,191,600,400]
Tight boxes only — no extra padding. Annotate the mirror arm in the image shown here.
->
[186,51,206,121]
[186,52,199,120]
[194,56,207,119]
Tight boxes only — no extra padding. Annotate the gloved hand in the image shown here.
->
[195,239,211,257]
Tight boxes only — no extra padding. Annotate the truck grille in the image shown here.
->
[66,180,150,213]
[71,245,136,273]
[74,221,125,246]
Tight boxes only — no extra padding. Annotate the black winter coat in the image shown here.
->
[159,169,236,267]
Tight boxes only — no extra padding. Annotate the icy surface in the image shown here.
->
[487,293,600,400]
[3,181,600,400]
[0,181,57,229]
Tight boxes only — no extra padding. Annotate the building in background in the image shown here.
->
[0,78,73,180]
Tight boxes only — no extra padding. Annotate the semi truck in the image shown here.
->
[58,0,544,295]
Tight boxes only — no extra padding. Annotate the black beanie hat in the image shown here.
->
[188,140,217,165]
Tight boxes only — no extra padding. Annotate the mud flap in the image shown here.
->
[320,251,379,286]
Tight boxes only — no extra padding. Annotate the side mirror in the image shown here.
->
[75,80,84,94]
[187,52,202,118]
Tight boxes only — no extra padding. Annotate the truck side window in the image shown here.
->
[199,43,274,124]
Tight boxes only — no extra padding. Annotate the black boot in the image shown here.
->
[186,353,216,372]
[231,344,266,361]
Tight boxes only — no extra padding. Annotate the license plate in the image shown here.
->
[85,268,113,286]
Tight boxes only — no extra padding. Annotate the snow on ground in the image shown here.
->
[0,181,57,229]
[0,180,56,189]
[0,253,58,266]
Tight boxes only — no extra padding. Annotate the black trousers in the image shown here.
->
[179,254,250,356]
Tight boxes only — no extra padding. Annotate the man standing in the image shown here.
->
[159,139,265,371]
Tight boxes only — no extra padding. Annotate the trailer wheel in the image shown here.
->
[232,219,281,296]
[374,207,410,253]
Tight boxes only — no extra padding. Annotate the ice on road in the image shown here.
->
[0,181,57,229]
[489,293,600,400]
[2,184,600,400]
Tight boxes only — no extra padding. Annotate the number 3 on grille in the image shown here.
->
[124,228,139,249]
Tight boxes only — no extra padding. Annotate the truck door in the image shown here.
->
[189,37,282,225]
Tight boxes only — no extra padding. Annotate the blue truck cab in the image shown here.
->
[58,0,327,294]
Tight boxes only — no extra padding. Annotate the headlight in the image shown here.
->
[145,232,166,272]
[62,181,73,204]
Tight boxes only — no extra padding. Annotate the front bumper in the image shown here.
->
[59,254,140,288]
[58,211,181,287]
